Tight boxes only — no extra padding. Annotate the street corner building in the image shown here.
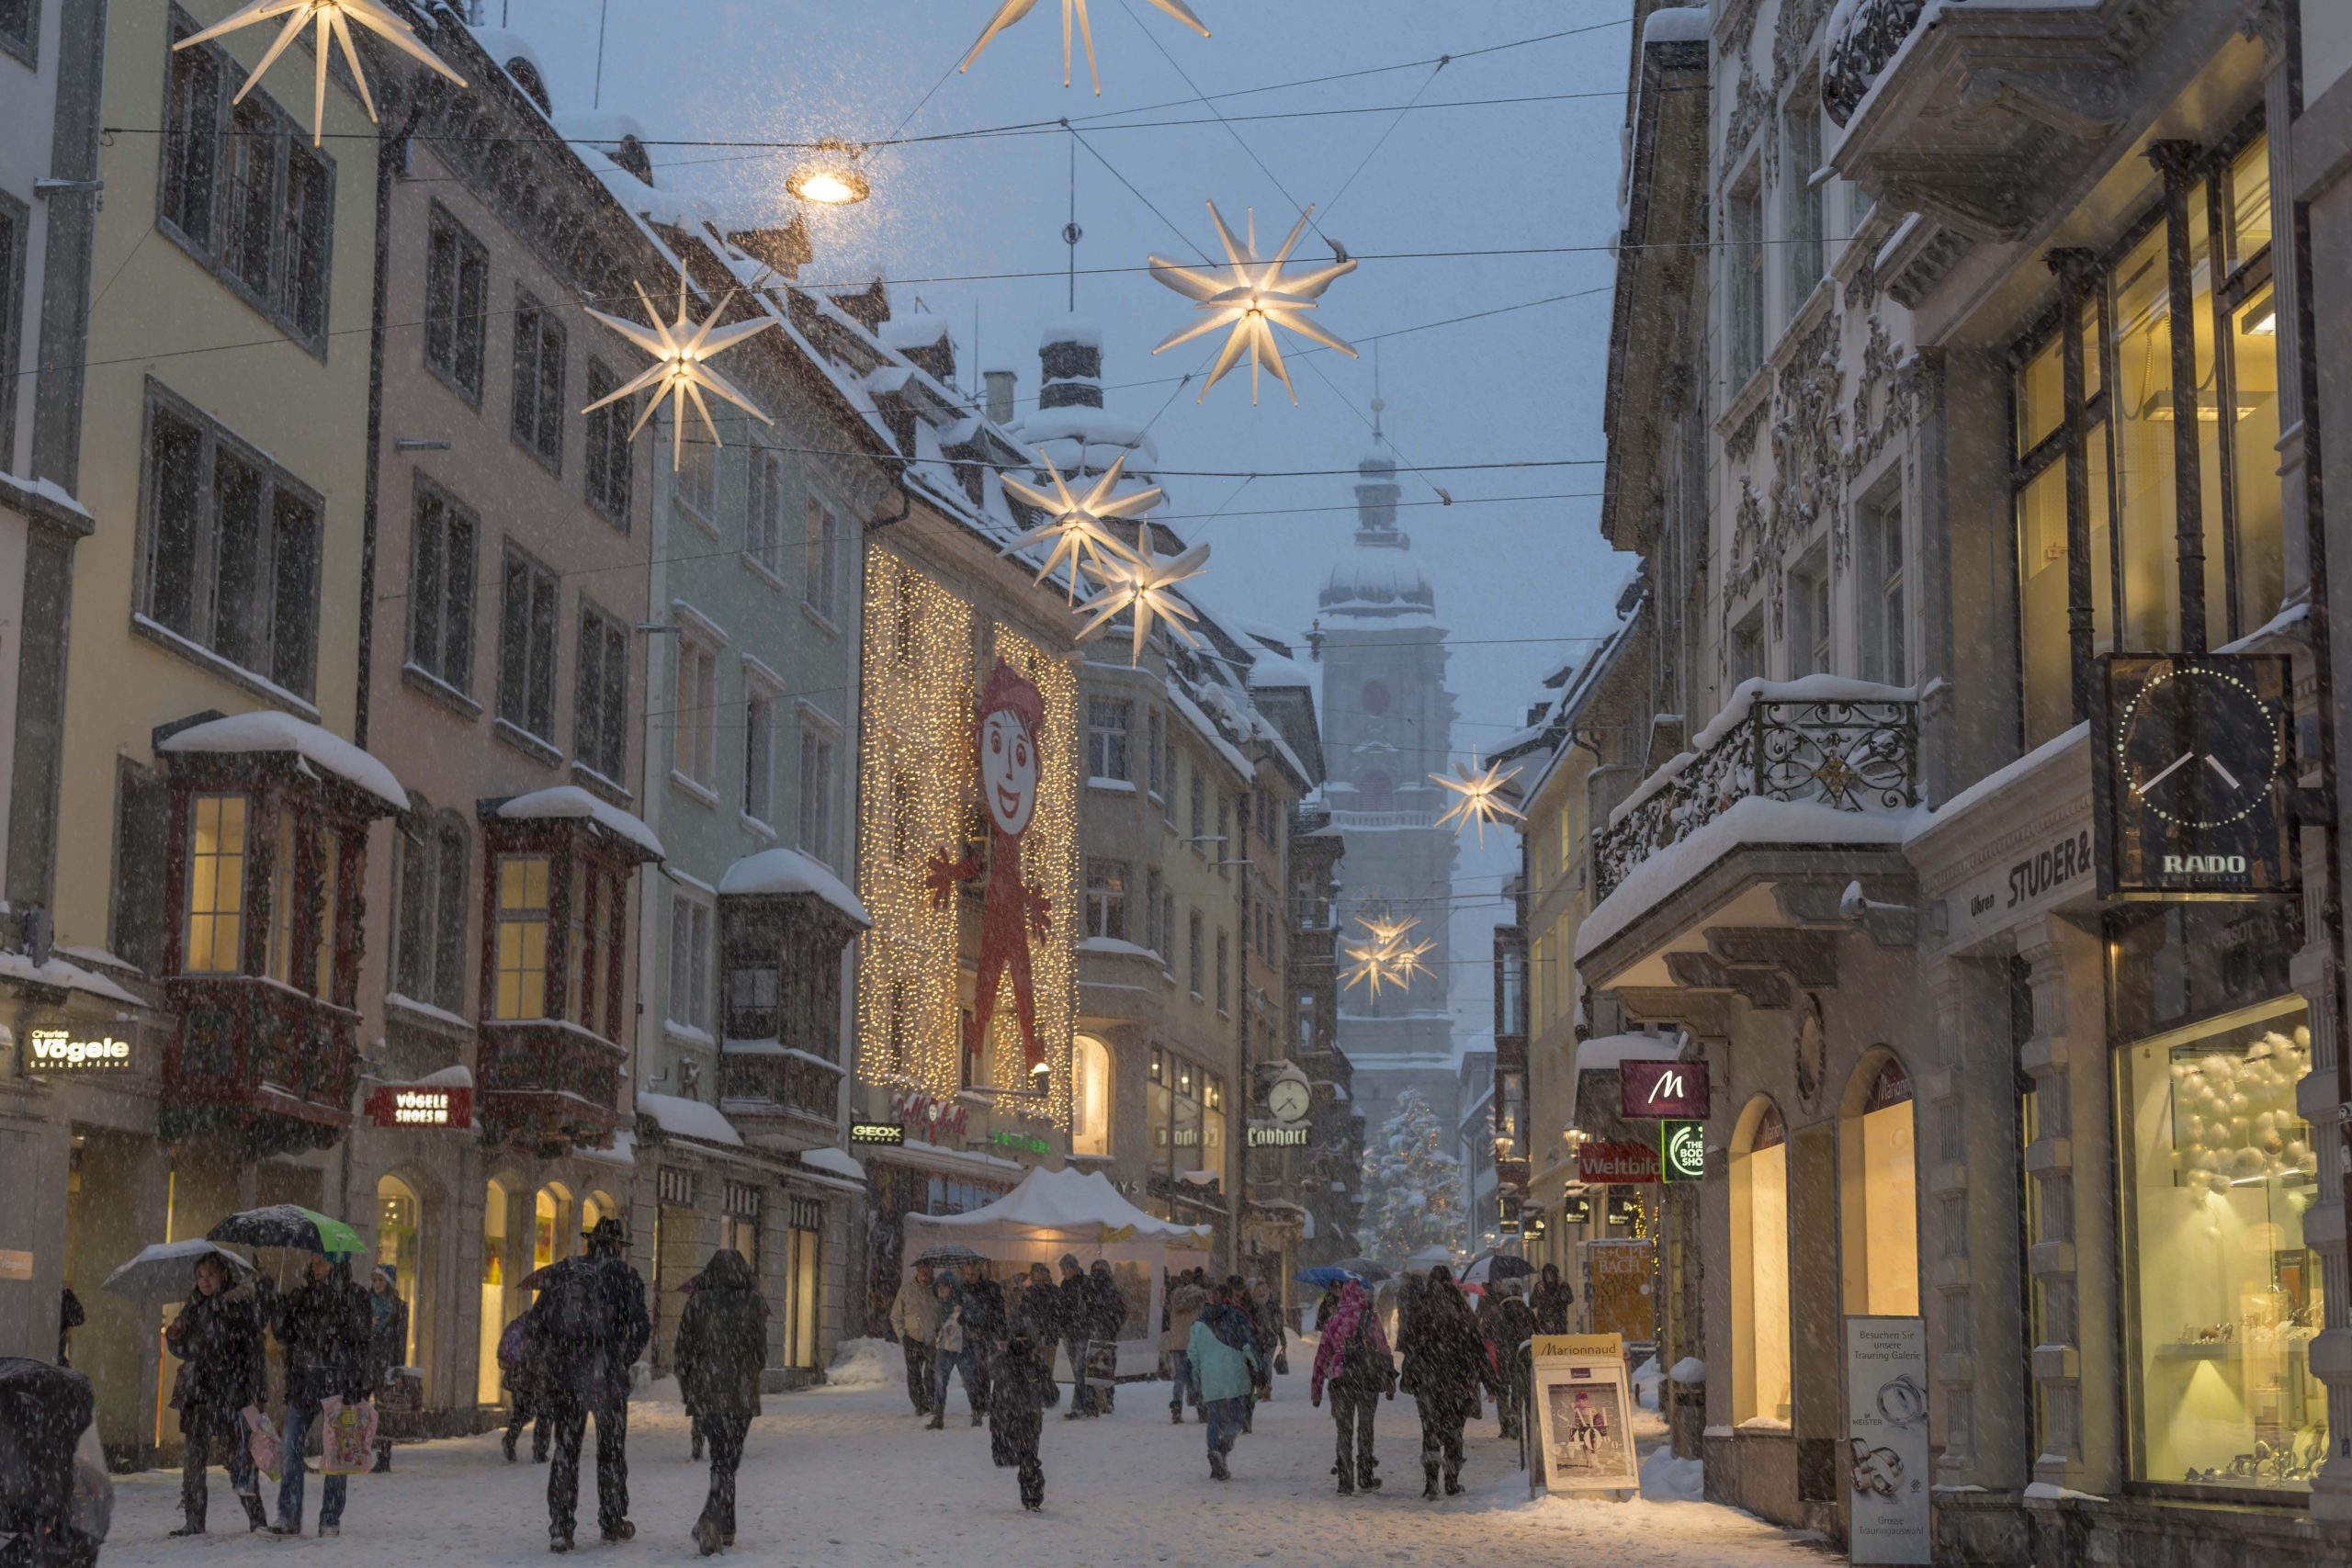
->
[1496,3,2352,1567]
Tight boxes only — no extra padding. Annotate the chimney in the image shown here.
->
[983,369,1017,425]
[1037,317,1102,411]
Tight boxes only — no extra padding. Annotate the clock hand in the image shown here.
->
[2203,754,2242,791]
[2134,752,2193,795]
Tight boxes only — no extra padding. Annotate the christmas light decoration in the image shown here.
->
[174,0,466,146]
[987,626,1080,1129]
[1000,452,1162,601]
[1149,202,1357,405]
[1073,536,1209,666]
[961,0,1210,95]
[584,273,776,471]
[1432,753,1527,845]
[1340,912,1431,998]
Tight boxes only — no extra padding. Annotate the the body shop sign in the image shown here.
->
[28,1029,133,1071]
[1578,1139,1658,1183]
[1619,1059,1708,1119]
[364,1085,472,1129]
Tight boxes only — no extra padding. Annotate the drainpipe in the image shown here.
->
[356,97,426,750]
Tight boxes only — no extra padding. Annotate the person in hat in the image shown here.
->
[1397,1265,1497,1499]
[164,1254,267,1535]
[365,1265,408,1472]
[527,1217,650,1552]
[1186,1280,1263,1482]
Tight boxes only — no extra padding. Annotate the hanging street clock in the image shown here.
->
[2092,653,2297,900]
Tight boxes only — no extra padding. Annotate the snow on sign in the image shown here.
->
[1620,1058,1709,1119]
[1579,1138,1659,1183]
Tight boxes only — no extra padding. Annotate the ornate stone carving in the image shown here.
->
[1773,0,1830,87]
[1725,398,1768,464]
[1766,310,1844,613]
[1846,312,1918,482]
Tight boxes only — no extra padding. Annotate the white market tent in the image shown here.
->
[903,1166,1212,1378]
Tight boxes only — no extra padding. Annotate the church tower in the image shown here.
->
[1313,407,1461,1163]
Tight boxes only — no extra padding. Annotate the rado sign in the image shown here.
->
[1619,1059,1708,1120]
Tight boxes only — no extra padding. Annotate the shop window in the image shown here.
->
[1172,1056,1203,1172]
[1838,1054,1919,1316]
[1148,1046,1173,1175]
[376,1176,421,1370]
[478,1179,509,1405]
[534,1183,572,1271]
[784,1218,820,1369]
[1071,1035,1112,1157]
[2120,998,2325,1491]
[492,854,550,1020]
[1203,1072,1226,1168]
[581,1192,614,1235]
[1728,1097,1792,1427]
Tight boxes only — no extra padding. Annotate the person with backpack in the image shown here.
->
[888,1261,942,1419]
[1310,1279,1396,1495]
[673,1249,765,1557]
[1161,1269,1207,1425]
[989,1327,1053,1512]
[269,1253,371,1537]
[1085,1261,1126,1415]
[1397,1266,1497,1500]
[528,1217,651,1552]
[164,1255,267,1536]
[1530,1262,1575,1337]
[499,1312,550,1463]
[1185,1280,1262,1482]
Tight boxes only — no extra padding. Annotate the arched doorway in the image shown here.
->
[1071,1035,1112,1158]
[1839,1052,1919,1316]
[581,1190,615,1240]
[1728,1096,1792,1426]
[478,1178,511,1405]
[375,1175,422,1371]
[534,1182,573,1270]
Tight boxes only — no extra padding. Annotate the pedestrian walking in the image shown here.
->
[56,1290,83,1371]
[965,1277,1006,1418]
[888,1261,942,1418]
[989,1329,1052,1512]
[1085,1260,1126,1415]
[673,1249,765,1558]
[1310,1279,1396,1495]
[1185,1282,1262,1482]
[365,1266,408,1473]
[529,1217,651,1552]
[1161,1269,1207,1425]
[1241,1278,1283,1430]
[926,1273,981,1428]
[1055,1256,1096,1419]
[1396,1266,1497,1500]
[1487,1281,1536,1441]
[164,1255,267,1536]
[1529,1262,1574,1337]
[1015,1263,1061,1409]
[499,1313,551,1463]
[268,1253,370,1537]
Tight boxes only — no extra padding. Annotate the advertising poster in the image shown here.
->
[1844,1315,1931,1565]
[1531,1333,1639,1495]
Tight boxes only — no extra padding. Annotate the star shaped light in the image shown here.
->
[1432,754,1528,845]
[961,0,1210,95]
[1341,913,1432,998]
[1150,202,1358,405]
[1072,536,1208,666]
[999,453,1163,602]
[584,272,775,471]
[174,1,467,146]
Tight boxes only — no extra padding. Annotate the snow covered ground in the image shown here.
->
[100,1358,1828,1567]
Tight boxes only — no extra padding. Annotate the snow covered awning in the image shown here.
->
[158,712,408,814]
[497,785,663,863]
[911,1165,1212,1245]
[0,950,143,1008]
[798,1145,865,1181]
[638,1090,744,1148]
[717,846,869,926]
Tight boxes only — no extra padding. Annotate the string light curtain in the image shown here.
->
[987,624,1080,1131]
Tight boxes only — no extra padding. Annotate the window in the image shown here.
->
[495,546,559,744]
[1838,1055,1918,1315]
[1148,1046,1173,1172]
[158,17,334,349]
[0,0,31,58]
[1216,796,1231,866]
[670,636,719,789]
[1790,549,1830,677]
[138,384,323,699]
[1188,909,1204,997]
[1189,765,1206,844]
[0,196,25,459]
[407,479,478,694]
[727,960,779,1041]
[1731,607,1764,690]
[573,603,629,783]
[492,855,550,1020]
[784,1220,820,1370]
[1084,860,1127,942]
[111,761,173,976]
[1071,1036,1112,1158]
[1087,698,1130,781]
[582,359,633,525]
[1148,708,1167,799]
[1144,870,1163,953]
[393,804,469,1013]
[1728,1098,1792,1425]
[1161,890,1174,965]
[1858,490,1906,685]
[803,499,839,621]
[677,419,717,518]
[745,448,786,578]
[184,794,248,974]
[1727,171,1765,389]
[1216,930,1230,1013]
[669,893,711,1034]
[1784,88,1825,312]
[797,717,837,862]
[743,684,775,826]
[510,290,565,470]
[424,203,489,400]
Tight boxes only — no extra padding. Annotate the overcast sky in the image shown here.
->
[487,0,1640,1039]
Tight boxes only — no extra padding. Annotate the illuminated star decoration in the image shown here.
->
[1072,535,1208,667]
[961,0,1210,95]
[584,272,775,471]
[174,1,467,146]
[1149,202,1358,405]
[999,453,1164,602]
[1341,913,1433,999]
[1432,754,1528,846]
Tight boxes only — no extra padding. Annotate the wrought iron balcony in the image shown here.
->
[477,1018,628,1156]
[1594,683,1918,901]
[721,1045,844,1133]
[163,976,359,1154]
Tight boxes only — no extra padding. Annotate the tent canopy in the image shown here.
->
[909,1165,1211,1246]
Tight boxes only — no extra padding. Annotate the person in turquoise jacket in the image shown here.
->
[1185,1278,1263,1481]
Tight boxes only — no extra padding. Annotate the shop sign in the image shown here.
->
[1556,1194,1590,1225]
[1619,1059,1708,1119]
[1944,820,2097,951]
[1497,1192,1521,1233]
[28,1029,133,1071]
[891,1091,967,1143]
[990,1129,1050,1156]
[1246,1122,1308,1147]
[1843,1315,1930,1565]
[1660,1120,1705,1182]
[363,1085,471,1128]
[1604,1189,1644,1227]
[2095,653,2296,901]
[0,1250,32,1281]
[850,1122,904,1145]
[1578,1139,1658,1184]
[1531,1331,1638,1495]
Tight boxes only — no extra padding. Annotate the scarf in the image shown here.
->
[371,1289,397,1332]
[1310,1280,1389,1395]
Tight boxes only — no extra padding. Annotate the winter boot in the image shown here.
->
[320,1524,341,1537]
[243,1495,270,1531]
[503,1430,519,1463]
[169,1520,205,1537]
[371,1452,391,1474]
[971,1411,984,1427]
[1421,1464,1440,1500]
[1443,1469,1465,1497]
[925,1410,944,1430]
[1358,1465,1382,1493]
[1170,1405,1184,1426]
[1208,1450,1230,1482]
[1336,1472,1354,1496]
[692,1518,722,1558]
[600,1520,635,1543]
[721,1531,734,1548]
[549,1529,573,1554]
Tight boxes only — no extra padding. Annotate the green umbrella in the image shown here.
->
[208,1204,367,1258]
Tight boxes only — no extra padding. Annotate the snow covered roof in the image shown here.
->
[1571,1033,1676,1111]
[718,846,870,926]
[878,312,952,351]
[0,950,141,1008]
[1009,402,1161,477]
[638,1091,743,1147]
[1320,556,1433,616]
[158,712,408,813]
[1039,316,1103,350]
[907,1166,1212,1244]
[1244,643,1315,690]
[799,1146,865,1181]
[497,786,664,861]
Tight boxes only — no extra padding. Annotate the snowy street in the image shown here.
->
[97,1358,1826,1568]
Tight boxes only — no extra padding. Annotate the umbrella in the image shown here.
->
[98,1240,254,1305]
[1460,1253,1536,1287]
[911,1244,986,1269]
[1329,1257,1390,1282]
[0,1358,93,1517]
[1294,1266,1362,1288]
[207,1204,366,1258]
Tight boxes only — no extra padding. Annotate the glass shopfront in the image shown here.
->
[376,1176,421,1369]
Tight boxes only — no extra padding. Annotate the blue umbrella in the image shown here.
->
[1294,1266,1362,1287]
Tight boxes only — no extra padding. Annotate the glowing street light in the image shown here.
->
[786,142,872,206]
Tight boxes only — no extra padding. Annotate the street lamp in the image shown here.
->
[786,142,871,206]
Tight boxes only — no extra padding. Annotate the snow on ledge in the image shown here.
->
[799,1146,865,1181]
[0,951,141,1008]
[1642,4,1709,45]
[2023,1481,2109,1504]
[159,712,408,813]
[638,1090,743,1147]
[499,785,663,860]
[718,845,869,926]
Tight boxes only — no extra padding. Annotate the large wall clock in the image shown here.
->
[2093,654,2296,900]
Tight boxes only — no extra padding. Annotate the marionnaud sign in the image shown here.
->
[1619,1059,1708,1119]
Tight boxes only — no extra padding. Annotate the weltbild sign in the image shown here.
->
[1619,1058,1708,1120]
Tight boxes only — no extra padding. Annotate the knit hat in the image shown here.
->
[371,1264,397,1289]
[975,658,1046,749]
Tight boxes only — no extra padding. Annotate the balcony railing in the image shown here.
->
[163,976,358,1153]
[721,1046,842,1128]
[477,1018,628,1156]
[1594,682,1918,901]
[1325,809,1438,831]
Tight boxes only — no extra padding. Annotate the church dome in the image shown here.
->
[1319,557,1433,614]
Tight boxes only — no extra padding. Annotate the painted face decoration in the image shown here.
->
[984,709,1038,836]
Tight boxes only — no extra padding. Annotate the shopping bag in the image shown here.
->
[1082,1338,1118,1382]
[319,1395,378,1475]
[242,1404,282,1482]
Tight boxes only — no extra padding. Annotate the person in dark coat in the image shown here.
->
[1487,1282,1537,1441]
[1085,1261,1126,1415]
[528,1217,652,1552]
[500,1311,551,1463]
[1241,1278,1283,1430]
[269,1254,370,1536]
[55,1290,83,1370]
[1013,1263,1060,1408]
[1055,1257,1097,1418]
[673,1249,765,1557]
[989,1329,1053,1511]
[365,1265,409,1472]
[1396,1266,1497,1499]
[964,1277,1005,1419]
[1529,1262,1574,1337]
[164,1256,267,1536]
[1310,1279,1396,1495]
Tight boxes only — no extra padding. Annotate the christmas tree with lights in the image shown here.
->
[1361,1088,1466,1267]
